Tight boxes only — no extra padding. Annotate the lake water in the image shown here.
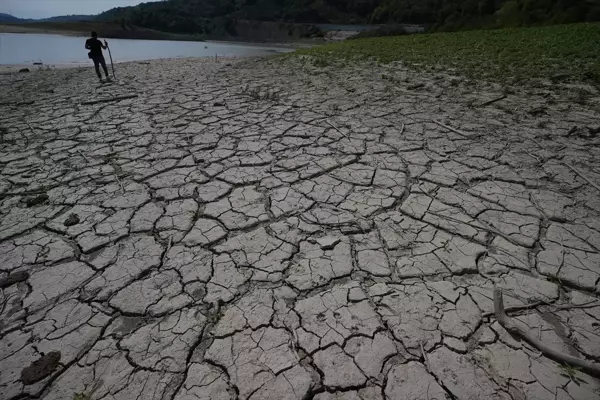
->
[0,33,295,65]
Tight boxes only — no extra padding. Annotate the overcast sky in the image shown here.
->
[1,0,152,19]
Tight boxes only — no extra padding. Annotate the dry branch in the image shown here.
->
[167,235,173,253]
[564,163,600,193]
[433,120,471,138]
[550,301,600,310]
[494,288,600,378]
[327,120,349,138]
[482,299,600,318]
[114,174,125,193]
[478,95,506,107]
[420,341,431,373]
[77,149,93,164]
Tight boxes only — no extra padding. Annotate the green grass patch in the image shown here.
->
[295,23,600,84]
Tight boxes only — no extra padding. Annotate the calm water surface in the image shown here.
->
[0,33,295,65]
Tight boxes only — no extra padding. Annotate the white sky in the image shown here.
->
[1,0,153,19]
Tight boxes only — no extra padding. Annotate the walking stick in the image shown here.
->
[105,41,116,79]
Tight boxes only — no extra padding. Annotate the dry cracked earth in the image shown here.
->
[1,57,600,400]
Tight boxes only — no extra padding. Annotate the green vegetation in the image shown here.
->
[371,0,600,30]
[295,23,600,84]
[559,363,586,386]
[96,0,600,35]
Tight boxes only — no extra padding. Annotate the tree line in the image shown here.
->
[96,0,600,34]
[372,0,600,30]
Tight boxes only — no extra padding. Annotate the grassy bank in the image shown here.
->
[296,23,600,84]
[0,22,204,41]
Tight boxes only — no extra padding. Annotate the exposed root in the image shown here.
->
[493,288,600,378]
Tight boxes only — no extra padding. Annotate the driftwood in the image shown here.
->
[482,300,543,318]
[326,120,349,138]
[494,288,600,378]
[113,173,125,193]
[420,341,431,373]
[550,301,600,310]
[433,120,471,138]
[564,163,600,193]
[167,235,173,253]
[77,149,93,164]
[478,95,506,107]
[81,95,138,106]
[482,298,600,318]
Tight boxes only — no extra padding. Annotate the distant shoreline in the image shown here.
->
[0,22,205,42]
[0,21,327,44]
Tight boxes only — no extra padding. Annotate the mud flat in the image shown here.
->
[1,55,599,400]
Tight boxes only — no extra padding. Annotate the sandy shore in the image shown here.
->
[1,56,599,399]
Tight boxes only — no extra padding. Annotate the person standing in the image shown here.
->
[85,32,110,82]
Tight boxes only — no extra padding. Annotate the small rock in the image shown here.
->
[20,351,61,384]
[315,236,341,250]
[63,213,80,227]
[225,63,232,66]
[25,194,49,207]
[19,68,30,73]
[0,271,29,289]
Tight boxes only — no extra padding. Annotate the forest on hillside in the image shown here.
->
[97,0,600,34]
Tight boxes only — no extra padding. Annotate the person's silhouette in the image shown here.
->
[85,32,110,82]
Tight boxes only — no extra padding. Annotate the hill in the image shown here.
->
[40,15,94,23]
[0,13,93,23]
[0,13,21,23]
[96,0,600,34]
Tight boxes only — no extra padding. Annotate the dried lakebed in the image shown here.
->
[1,57,600,400]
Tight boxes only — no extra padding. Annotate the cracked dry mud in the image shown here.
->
[1,56,600,400]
